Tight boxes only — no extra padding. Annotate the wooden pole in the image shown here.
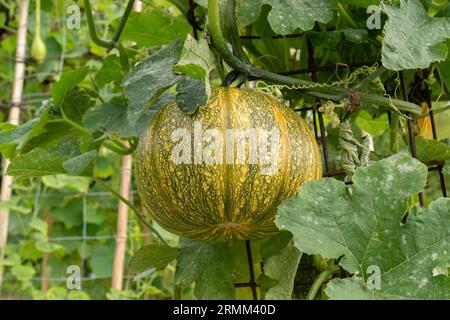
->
[0,0,30,288]
[111,0,142,292]
[111,143,132,291]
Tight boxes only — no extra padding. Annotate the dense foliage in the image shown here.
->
[0,0,449,299]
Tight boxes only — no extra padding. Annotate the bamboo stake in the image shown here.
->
[111,0,142,292]
[111,142,132,291]
[0,0,30,288]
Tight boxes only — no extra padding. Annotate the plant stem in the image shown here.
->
[224,0,249,63]
[94,178,168,246]
[337,2,358,28]
[207,0,420,115]
[352,66,387,90]
[35,0,41,36]
[112,0,136,43]
[84,0,135,48]
[390,112,400,153]
[306,265,340,300]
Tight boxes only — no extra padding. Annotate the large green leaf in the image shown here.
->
[7,148,66,177]
[82,93,173,138]
[276,154,450,299]
[236,0,335,35]
[381,0,450,70]
[325,198,450,299]
[51,67,89,107]
[118,6,190,48]
[122,39,183,124]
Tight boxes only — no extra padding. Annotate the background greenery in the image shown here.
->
[0,0,449,299]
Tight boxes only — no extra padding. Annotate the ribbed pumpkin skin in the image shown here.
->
[136,88,322,241]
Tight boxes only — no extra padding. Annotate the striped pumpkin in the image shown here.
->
[136,88,322,241]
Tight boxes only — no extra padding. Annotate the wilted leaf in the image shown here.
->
[173,34,215,80]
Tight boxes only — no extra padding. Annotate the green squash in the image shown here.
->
[136,87,322,241]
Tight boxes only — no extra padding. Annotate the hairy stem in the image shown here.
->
[306,265,340,300]
[207,0,420,114]
[84,0,135,48]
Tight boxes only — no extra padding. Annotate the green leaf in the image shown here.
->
[128,244,179,280]
[309,31,342,50]
[29,217,48,235]
[415,136,450,162]
[175,77,209,114]
[277,154,450,299]
[258,232,301,300]
[63,150,97,176]
[51,67,89,107]
[67,290,90,300]
[118,6,190,48]
[7,148,66,177]
[11,265,35,282]
[443,159,450,176]
[90,242,116,278]
[381,0,450,71]
[51,198,83,228]
[326,197,450,299]
[341,28,368,44]
[122,39,183,124]
[236,0,335,35]
[0,118,39,158]
[46,287,68,300]
[41,175,90,192]
[95,53,123,88]
[35,241,64,254]
[61,88,94,124]
[173,34,215,80]
[355,110,389,137]
[83,94,173,138]
[175,238,236,299]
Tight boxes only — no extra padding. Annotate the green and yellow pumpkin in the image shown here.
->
[136,87,322,241]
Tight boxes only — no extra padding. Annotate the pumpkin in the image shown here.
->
[135,87,322,241]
